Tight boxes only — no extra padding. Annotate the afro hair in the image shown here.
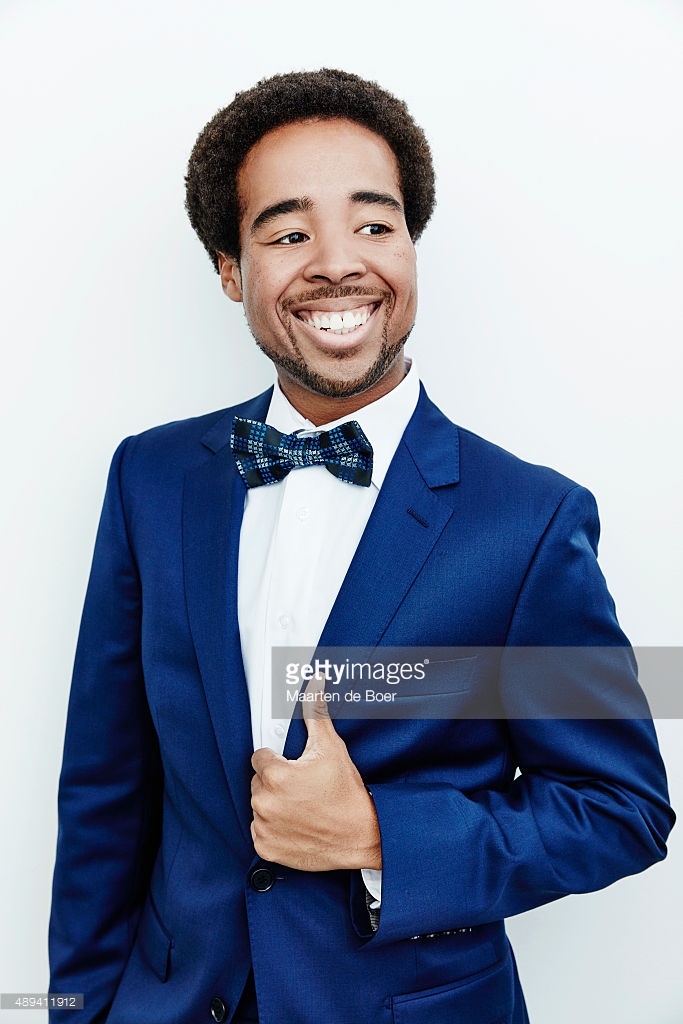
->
[185,68,435,270]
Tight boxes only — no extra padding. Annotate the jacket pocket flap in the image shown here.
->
[137,897,173,983]
[391,952,512,1024]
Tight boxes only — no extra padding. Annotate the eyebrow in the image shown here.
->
[250,190,403,236]
[250,197,314,235]
[349,190,403,213]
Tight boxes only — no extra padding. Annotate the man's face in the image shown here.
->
[219,118,418,421]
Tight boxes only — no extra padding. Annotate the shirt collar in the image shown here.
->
[266,358,420,489]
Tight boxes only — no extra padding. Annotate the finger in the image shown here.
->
[252,745,287,775]
[303,672,337,737]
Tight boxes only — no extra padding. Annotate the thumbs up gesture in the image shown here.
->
[250,677,382,871]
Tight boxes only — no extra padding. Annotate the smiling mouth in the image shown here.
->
[295,303,379,336]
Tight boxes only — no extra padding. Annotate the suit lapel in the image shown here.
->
[183,390,271,841]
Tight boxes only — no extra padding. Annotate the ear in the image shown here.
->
[217,252,243,302]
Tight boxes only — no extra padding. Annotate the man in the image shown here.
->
[49,69,674,1023]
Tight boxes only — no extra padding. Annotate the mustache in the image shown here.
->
[281,286,390,311]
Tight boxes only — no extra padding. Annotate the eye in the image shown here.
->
[272,231,309,245]
[358,223,393,236]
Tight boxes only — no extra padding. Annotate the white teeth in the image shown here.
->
[311,313,329,328]
[298,304,375,333]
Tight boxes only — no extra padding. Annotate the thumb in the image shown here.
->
[302,672,337,743]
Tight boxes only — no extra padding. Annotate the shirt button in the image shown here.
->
[274,724,286,738]
[296,506,310,521]
[278,614,290,629]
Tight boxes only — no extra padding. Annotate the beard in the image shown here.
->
[249,286,413,400]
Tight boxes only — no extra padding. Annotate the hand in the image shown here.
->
[250,678,382,872]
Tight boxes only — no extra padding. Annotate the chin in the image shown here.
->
[256,332,411,401]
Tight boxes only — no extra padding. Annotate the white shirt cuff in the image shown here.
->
[361,867,382,906]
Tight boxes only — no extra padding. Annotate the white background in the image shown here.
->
[1,1,681,1021]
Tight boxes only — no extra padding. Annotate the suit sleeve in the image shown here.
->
[48,438,163,1022]
[362,484,675,947]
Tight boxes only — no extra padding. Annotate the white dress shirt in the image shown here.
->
[237,358,420,904]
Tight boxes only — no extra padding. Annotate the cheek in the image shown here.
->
[243,262,289,323]
[241,274,271,326]
[396,263,418,317]
[389,247,418,304]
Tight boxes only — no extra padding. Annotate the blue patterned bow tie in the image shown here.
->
[230,415,373,489]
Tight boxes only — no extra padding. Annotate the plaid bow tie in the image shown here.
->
[230,415,373,489]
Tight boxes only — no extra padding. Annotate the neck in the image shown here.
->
[276,353,406,426]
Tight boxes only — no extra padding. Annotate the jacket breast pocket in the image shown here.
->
[386,653,484,720]
[391,951,513,1024]
[136,895,173,983]
[408,654,477,694]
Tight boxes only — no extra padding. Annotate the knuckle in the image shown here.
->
[251,790,276,821]
[250,791,265,816]
[262,762,286,789]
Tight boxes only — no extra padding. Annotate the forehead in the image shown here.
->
[237,118,402,212]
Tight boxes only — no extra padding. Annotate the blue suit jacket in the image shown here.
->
[49,385,674,1024]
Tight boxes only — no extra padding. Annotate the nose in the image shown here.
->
[302,231,367,285]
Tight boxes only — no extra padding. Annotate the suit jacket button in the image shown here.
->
[250,866,275,892]
[210,996,227,1022]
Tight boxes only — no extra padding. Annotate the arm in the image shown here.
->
[49,439,162,1022]
[363,485,675,946]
